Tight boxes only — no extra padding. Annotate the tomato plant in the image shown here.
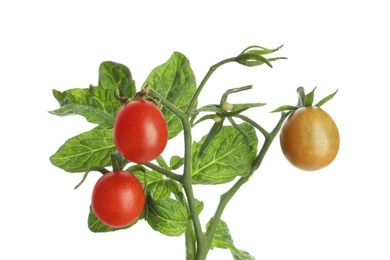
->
[113,99,168,163]
[49,45,339,259]
[91,170,145,228]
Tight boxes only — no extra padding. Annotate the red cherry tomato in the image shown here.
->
[114,100,168,163]
[91,170,145,228]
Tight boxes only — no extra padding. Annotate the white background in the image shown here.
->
[1,0,389,259]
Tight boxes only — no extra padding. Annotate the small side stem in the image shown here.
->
[142,162,182,182]
[148,88,187,120]
[187,57,237,114]
[234,114,269,137]
[251,112,289,172]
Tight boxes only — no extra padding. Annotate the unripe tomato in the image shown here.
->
[114,100,168,163]
[91,170,145,228]
[280,106,340,171]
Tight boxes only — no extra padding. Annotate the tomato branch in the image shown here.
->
[186,57,237,114]
[142,162,182,182]
[234,114,269,137]
[147,88,188,120]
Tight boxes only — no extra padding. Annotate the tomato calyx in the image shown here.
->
[272,86,338,113]
[114,84,161,106]
[189,85,266,156]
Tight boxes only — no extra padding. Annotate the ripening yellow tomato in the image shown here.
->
[280,106,340,171]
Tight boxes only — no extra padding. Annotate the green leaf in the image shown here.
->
[169,155,184,170]
[50,61,136,128]
[52,88,89,106]
[98,61,136,98]
[49,103,115,128]
[315,89,338,107]
[132,168,163,187]
[88,206,139,233]
[195,198,204,215]
[207,218,255,260]
[146,196,188,236]
[148,179,181,199]
[143,52,197,139]
[192,123,258,184]
[50,127,116,172]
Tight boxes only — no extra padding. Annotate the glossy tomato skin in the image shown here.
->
[91,170,145,228]
[280,106,340,171]
[114,100,168,163]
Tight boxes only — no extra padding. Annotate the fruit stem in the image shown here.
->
[297,86,306,107]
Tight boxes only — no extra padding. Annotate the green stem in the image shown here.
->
[181,119,206,258]
[251,112,289,172]
[297,86,306,107]
[148,88,187,120]
[187,57,237,114]
[202,112,289,258]
[156,156,169,169]
[185,220,196,260]
[148,82,207,258]
[234,114,269,137]
[142,162,182,182]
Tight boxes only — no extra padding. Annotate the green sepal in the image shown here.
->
[192,114,216,126]
[271,105,298,113]
[227,102,266,114]
[272,86,338,113]
[198,121,224,158]
[239,44,284,55]
[315,89,338,107]
[236,44,286,68]
[236,52,273,67]
[304,86,317,106]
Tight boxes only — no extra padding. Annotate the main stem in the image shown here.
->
[149,57,287,260]
[181,118,207,259]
